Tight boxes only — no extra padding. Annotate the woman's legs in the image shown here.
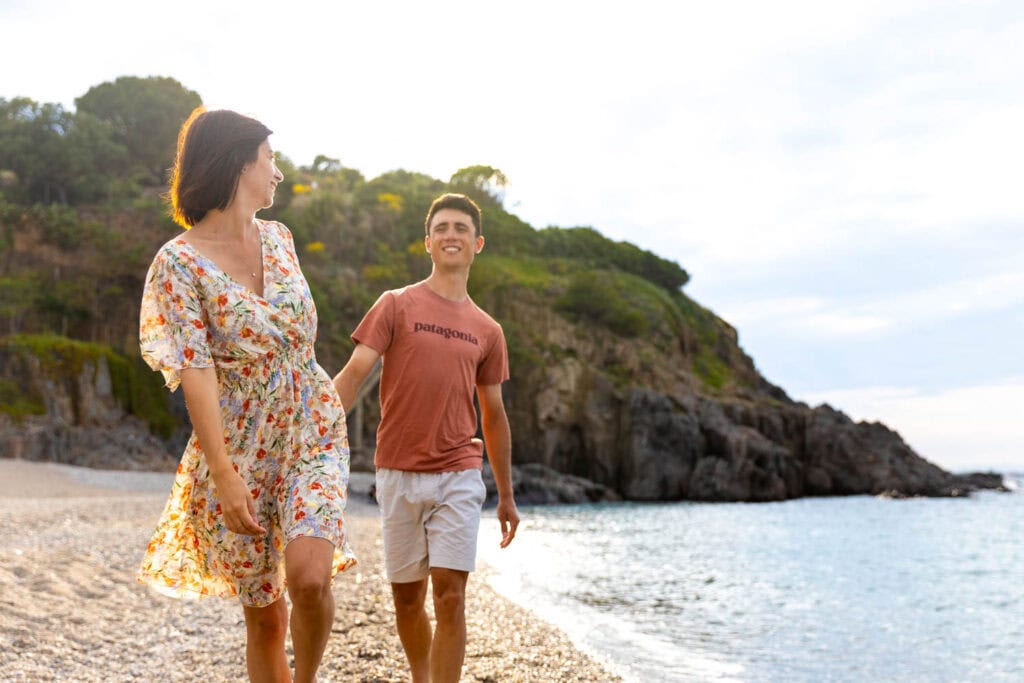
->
[242,598,291,683]
[285,536,336,683]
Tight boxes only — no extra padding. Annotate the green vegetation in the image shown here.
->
[673,294,746,390]
[539,226,689,291]
[0,75,757,406]
[557,271,650,337]
[0,77,199,204]
[0,378,44,418]
[75,76,201,185]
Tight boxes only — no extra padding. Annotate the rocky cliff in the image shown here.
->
[477,288,1002,503]
[2,304,1004,505]
[0,305,1002,504]
[0,196,1004,503]
[0,335,179,471]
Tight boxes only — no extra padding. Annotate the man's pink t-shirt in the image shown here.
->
[352,281,509,472]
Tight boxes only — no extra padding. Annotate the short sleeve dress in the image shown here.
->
[138,219,356,607]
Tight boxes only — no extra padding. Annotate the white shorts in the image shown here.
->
[375,468,486,583]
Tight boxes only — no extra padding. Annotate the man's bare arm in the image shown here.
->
[333,343,382,413]
[477,382,519,547]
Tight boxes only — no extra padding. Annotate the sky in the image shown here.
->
[3,0,1022,472]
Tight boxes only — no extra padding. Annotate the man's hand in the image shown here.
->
[496,497,519,548]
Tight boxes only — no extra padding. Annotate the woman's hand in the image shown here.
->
[180,367,267,537]
[211,467,267,536]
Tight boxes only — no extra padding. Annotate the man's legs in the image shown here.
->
[422,470,479,681]
[380,468,482,682]
[429,567,470,683]
[390,568,469,683]
[391,578,432,683]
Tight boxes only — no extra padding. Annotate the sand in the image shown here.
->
[0,459,619,682]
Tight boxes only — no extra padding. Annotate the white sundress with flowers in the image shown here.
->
[138,218,356,607]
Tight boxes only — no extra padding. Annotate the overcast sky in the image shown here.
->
[3,0,1022,471]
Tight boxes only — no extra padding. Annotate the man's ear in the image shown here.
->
[475,235,485,254]
[424,235,431,253]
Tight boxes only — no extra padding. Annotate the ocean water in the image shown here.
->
[478,476,1024,682]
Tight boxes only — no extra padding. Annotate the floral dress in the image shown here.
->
[138,219,356,607]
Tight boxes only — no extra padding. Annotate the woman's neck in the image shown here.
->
[192,204,257,241]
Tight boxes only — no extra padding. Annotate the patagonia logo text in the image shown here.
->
[413,322,479,346]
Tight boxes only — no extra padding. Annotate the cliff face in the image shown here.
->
[0,303,993,502]
[0,202,997,501]
[490,293,983,502]
[0,336,179,470]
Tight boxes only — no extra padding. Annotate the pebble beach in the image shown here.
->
[0,460,618,682]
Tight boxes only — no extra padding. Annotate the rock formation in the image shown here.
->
[0,282,1007,504]
[0,337,179,471]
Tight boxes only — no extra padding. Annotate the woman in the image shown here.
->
[138,107,356,683]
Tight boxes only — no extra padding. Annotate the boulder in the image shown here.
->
[483,462,621,506]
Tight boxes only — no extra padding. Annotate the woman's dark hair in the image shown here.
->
[424,193,482,235]
[168,107,273,228]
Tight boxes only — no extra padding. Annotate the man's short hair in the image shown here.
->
[424,193,482,235]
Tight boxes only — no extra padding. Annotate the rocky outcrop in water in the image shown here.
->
[505,373,1003,502]
[490,294,1005,503]
[483,462,622,506]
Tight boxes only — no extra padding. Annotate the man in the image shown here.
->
[334,193,519,683]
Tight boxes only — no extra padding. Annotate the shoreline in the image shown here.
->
[0,459,620,682]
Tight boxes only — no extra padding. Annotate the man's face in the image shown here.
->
[425,208,485,268]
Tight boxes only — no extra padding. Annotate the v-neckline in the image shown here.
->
[177,219,269,301]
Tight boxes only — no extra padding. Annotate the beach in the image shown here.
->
[0,460,618,682]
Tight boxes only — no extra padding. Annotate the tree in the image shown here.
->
[64,111,130,202]
[449,165,508,205]
[312,154,342,175]
[0,97,75,203]
[75,76,201,185]
[0,276,35,334]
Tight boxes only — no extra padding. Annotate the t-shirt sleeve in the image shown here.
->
[138,248,214,392]
[352,291,395,355]
[476,324,510,385]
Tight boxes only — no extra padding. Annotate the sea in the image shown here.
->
[478,475,1023,683]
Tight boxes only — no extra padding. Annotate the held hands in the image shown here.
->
[212,468,267,536]
[497,498,520,548]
